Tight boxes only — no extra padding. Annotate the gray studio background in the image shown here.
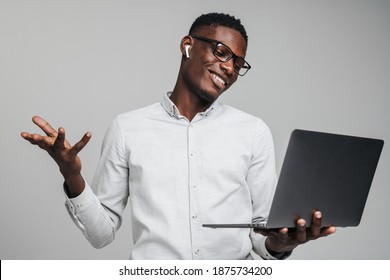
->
[0,0,389,259]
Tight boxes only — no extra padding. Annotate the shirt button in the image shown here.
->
[76,204,82,208]
[192,215,197,220]
[195,249,200,255]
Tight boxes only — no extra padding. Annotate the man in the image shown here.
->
[21,13,335,259]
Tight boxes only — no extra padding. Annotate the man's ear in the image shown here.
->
[180,36,193,58]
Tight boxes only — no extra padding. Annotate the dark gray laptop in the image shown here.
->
[203,129,384,229]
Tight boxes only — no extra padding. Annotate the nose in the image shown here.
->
[220,59,235,76]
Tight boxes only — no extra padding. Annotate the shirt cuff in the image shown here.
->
[64,182,96,215]
[250,229,292,260]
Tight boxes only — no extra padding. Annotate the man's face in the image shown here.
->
[183,26,247,103]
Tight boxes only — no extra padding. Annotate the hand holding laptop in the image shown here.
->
[254,211,336,254]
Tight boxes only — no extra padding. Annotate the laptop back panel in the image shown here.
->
[266,129,384,229]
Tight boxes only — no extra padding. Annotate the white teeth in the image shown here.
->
[213,73,226,85]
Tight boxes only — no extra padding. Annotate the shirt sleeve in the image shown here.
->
[64,117,130,248]
[247,121,278,224]
[246,121,284,258]
[250,229,292,260]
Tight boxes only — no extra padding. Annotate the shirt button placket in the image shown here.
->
[188,123,201,259]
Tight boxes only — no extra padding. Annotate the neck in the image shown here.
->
[170,81,214,122]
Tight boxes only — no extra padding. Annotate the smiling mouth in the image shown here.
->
[210,72,228,89]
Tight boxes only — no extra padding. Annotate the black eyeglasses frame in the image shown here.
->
[191,34,251,76]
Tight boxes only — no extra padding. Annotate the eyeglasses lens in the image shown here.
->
[214,44,249,76]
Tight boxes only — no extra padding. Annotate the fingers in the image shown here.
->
[21,132,52,150]
[254,213,337,253]
[278,227,289,243]
[311,211,336,237]
[311,211,322,237]
[21,132,34,142]
[22,120,91,156]
[295,219,307,243]
[42,128,91,155]
[53,127,66,150]
[32,116,57,137]
[295,212,325,243]
[321,226,336,236]
[21,132,38,145]
[70,132,92,155]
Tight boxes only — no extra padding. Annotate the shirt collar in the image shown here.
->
[161,92,219,119]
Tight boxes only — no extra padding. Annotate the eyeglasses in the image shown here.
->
[191,34,251,76]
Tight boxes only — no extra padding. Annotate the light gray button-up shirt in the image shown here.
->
[65,92,278,259]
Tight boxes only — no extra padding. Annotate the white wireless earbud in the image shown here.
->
[185,45,190,58]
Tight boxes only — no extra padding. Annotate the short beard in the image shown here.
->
[198,90,217,104]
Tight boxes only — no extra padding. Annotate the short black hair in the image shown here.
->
[189,13,248,44]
